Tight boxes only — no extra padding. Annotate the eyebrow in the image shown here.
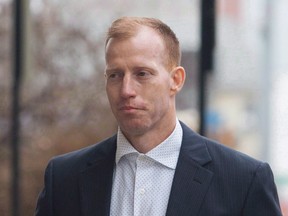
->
[105,68,121,74]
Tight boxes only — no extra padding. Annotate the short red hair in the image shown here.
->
[105,17,181,70]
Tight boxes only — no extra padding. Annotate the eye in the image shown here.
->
[106,71,123,80]
[136,70,151,78]
[138,71,147,76]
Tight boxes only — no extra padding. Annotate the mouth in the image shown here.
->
[120,106,139,111]
[118,104,146,113]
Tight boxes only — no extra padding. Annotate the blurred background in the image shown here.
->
[0,0,287,215]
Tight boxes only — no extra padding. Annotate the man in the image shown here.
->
[35,17,282,216]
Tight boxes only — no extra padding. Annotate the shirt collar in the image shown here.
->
[115,120,183,169]
[115,128,138,164]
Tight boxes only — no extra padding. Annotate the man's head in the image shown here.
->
[105,17,181,70]
[104,17,185,151]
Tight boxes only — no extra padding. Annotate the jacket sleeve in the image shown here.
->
[242,162,283,216]
[35,160,54,216]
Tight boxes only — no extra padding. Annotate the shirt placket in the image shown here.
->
[134,154,150,216]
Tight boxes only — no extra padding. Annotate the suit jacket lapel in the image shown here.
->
[166,123,214,216]
[77,123,213,216]
[79,136,117,216]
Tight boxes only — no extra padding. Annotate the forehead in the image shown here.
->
[105,27,167,63]
[106,26,165,55]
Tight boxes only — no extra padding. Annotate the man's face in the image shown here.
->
[105,27,176,138]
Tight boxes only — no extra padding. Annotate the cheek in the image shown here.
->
[106,89,118,111]
[148,84,171,107]
[155,80,171,98]
[106,86,116,100]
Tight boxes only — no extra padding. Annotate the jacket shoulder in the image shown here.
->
[49,134,117,175]
[180,121,264,170]
[203,135,263,169]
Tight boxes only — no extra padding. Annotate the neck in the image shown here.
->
[123,117,177,154]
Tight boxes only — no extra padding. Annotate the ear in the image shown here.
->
[170,66,186,95]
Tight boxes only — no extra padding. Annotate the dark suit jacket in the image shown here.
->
[35,122,282,216]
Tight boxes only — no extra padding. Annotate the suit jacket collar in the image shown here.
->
[79,135,117,216]
[78,122,213,216]
[166,122,213,216]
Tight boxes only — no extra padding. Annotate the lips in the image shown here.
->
[119,106,139,111]
[118,104,146,112]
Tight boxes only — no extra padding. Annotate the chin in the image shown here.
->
[120,119,151,136]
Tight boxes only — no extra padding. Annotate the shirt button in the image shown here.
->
[139,188,145,195]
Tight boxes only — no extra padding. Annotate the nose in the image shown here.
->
[120,74,136,98]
